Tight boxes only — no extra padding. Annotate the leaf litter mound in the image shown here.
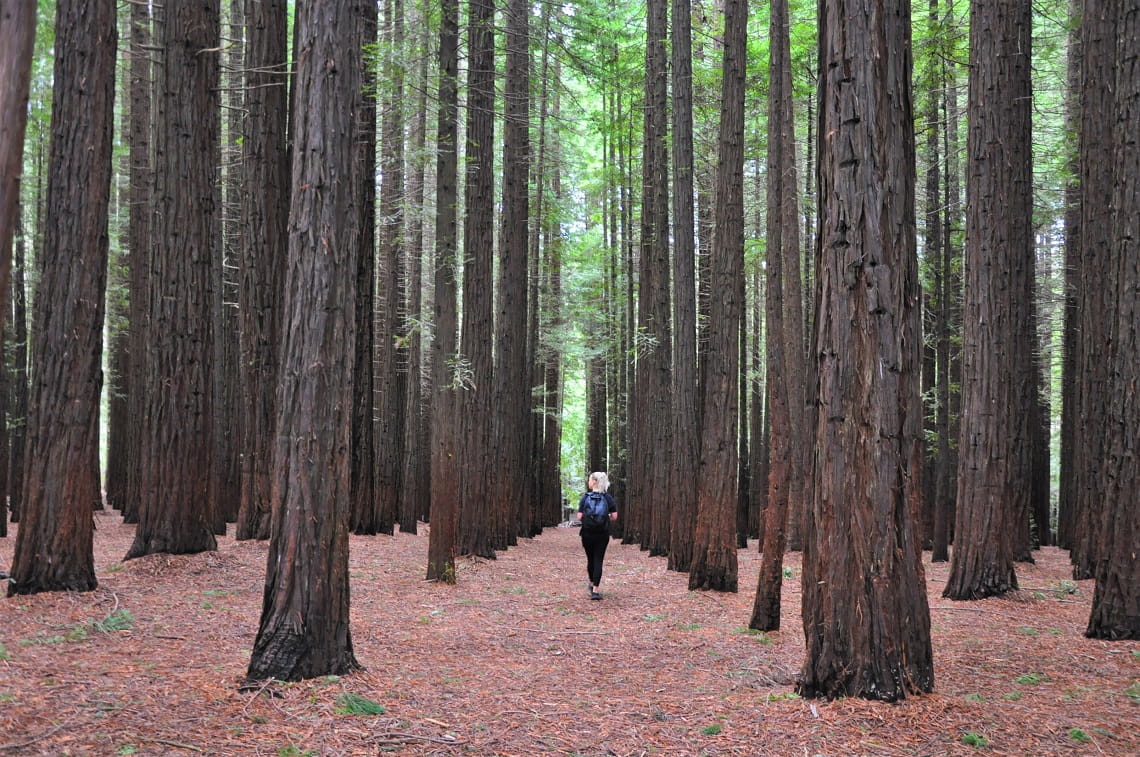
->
[1,509,1137,755]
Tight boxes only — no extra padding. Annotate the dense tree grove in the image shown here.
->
[2,0,1137,685]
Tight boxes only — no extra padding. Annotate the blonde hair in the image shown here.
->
[589,471,610,493]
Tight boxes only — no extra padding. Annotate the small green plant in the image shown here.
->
[782,567,793,578]
[0,693,16,703]
[1014,672,1046,685]
[761,692,800,702]
[116,745,139,755]
[1053,580,1078,596]
[643,613,668,622]
[91,609,134,634]
[334,692,385,716]
[105,563,124,573]
[701,724,723,736]
[1124,681,1140,704]
[676,622,702,630]
[961,731,988,747]
[1131,650,1140,662]
[1068,728,1091,743]
[277,747,315,757]
[502,586,527,595]
[1001,691,1022,701]
[202,589,231,597]
[0,642,10,661]
[964,693,984,703]
[1015,627,1038,636]
[734,627,773,644]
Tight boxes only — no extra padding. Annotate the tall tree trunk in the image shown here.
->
[1085,0,1137,641]
[401,0,431,535]
[0,0,36,315]
[350,2,379,535]
[6,159,30,524]
[629,0,672,555]
[493,0,531,544]
[669,0,699,573]
[688,0,745,593]
[943,0,1032,599]
[1068,0,1115,580]
[375,0,407,536]
[247,0,363,680]
[1057,0,1081,551]
[456,0,495,559]
[214,0,245,531]
[122,0,153,526]
[236,0,289,541]
[426,0,460,583]
[798,0,934,700]
[8,0,115,595]
[752,0,798,628]
[126,0,220,559]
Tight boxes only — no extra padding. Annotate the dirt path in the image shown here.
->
[1,508,1137,755]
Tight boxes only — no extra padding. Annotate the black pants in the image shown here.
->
[581,529,610,587]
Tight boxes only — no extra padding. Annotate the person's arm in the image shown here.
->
[576,493,587,521]
[606,493,618,521]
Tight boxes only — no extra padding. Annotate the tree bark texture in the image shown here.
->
[247,0,362,680]
[121,0,152,526]
[629,0,672,555]
[426,0,460,583]
[349,2,379,536]
[688,0,746,594]
[236,0,289,541]
[374,0,406,537]
[1069,0,1117,580]
[798,0,934,700]
[126,0,220,559]
[456,0,495,558]
[668,0,699,574]
[1086,0,1138,640]
[0,0,36,318]
[944,0,1033,599]
[752,0,798,629]
[492,0,532,544]
[8,0,116,595]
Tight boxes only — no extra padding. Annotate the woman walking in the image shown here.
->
[577,471,618,599]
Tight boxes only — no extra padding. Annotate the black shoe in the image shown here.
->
[590,591,602,600]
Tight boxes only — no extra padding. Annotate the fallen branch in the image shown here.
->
[376,732,462,747]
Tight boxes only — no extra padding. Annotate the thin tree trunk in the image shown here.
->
[0,0,36,314]
[426,0,460,583]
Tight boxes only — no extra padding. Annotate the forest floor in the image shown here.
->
[0,509,1137,756]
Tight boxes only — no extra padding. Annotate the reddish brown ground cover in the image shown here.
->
[1,508,1137,755]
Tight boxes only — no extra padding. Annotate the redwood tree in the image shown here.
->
[688,0,746,593]
[0,0,35,319]
[944,0,1032,600]
[1086,0,1138,641]
[426,0,460,583]
[798,0,934,700]
[628,0,672,554]
[751,0,799,630]
[236,0,289,541]
[247,0,362,680]
[8,0,116,595]
[668,0,699,574]
[126,0,220,560]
